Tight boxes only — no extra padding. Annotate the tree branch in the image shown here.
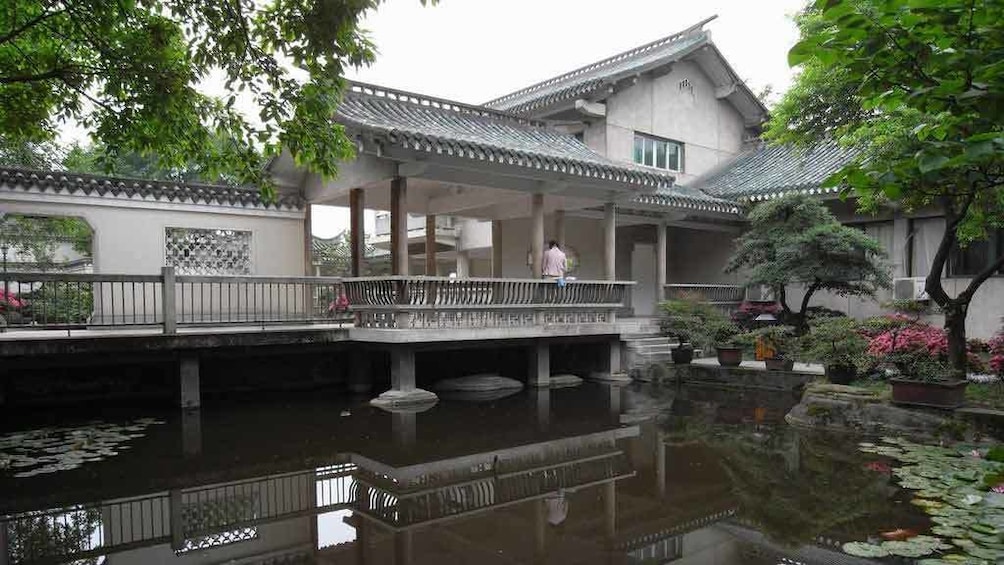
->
[926,191,976,306]
[0,67,75,85]
[959,251,1004,303]
[0,7,66,45]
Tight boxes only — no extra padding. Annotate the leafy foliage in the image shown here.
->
[0,0,429,196]
[796,316,869,369]
[725,194,891,331]
[0,213,92,267]
[767,0,1004,375]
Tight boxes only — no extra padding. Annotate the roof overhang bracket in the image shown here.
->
[715,83,738,99]
[573,99,607,118]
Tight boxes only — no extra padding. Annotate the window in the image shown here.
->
[165,227,252,275]
[633,133,683,172]
[949,229,1004,277]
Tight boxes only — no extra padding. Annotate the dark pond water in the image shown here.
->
[0,382,932,564]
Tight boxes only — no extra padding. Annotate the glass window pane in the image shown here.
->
[633,136,644,164]
[644,138,654,166]
[952,239,989,276]
[666,142,680,171]
[655,142,667,169]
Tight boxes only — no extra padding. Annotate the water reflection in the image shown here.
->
[0,383,925,564]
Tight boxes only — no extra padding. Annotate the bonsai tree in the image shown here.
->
[746,326,797,360]
[769,0,1004,378]
[725,194,891,334]
[658,295,727,352]
[797,316,868,382]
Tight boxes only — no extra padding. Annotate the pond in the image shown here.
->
[0,381,995,564]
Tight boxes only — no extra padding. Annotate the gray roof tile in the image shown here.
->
[0,167,303,210]
[484,26,709,116]
[694,141,862,201]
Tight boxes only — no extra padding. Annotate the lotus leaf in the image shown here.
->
[882,539,937,557]
[932,525,969,538]
[964,545,1003,560]
[842,542,889,558]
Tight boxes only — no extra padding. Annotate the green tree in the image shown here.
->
[0,0,426,197]
[726,194,890,332]
[0,213,92,268]
[767,0,1004,376]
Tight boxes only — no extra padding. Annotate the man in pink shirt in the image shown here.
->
[541,240,567,279]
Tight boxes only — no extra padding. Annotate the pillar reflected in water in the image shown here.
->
[181,408,201,456]
[534,388,550,431]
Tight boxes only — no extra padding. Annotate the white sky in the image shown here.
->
[313,0,806,237]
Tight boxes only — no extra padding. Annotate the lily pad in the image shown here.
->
[842,542,889,558]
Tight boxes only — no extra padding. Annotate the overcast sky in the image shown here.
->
[313,0,807,237]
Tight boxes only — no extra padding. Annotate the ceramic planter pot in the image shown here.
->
[764,357,794,372]
[716,346,743,367]
[671,344,694,364]
[890,378,968,409]
[825,364,857,385]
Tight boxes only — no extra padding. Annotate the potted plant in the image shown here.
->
[713,322,745,367]
[659,296,724,365]
[863,315,978,408]
[797,317,867,385]
[747,326,797,371]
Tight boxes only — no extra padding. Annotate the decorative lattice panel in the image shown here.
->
[175,527,258,554]
[165,228,251,275]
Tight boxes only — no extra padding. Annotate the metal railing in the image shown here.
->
[343,276,634,329]
[0,268,346,333]
[664,283,747,315]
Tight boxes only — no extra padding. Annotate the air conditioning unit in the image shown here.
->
[893,277,929,301]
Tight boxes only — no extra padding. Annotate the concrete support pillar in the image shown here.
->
[554,209,566,249]
[179,355,200,409]
[395,530,413,565]
[603,481,616,540]
[455,250,471,277]
[656,222,667,301]
[390,177,409,275]
[603,202,616,281]
[348,349,371,393]
[527,342,550,387]
[169,489,184,551]
[350,188,365,277]
[371,348,437,408]
[355,485,370,565]
[534,499,547,563]
[425,215,437,275]
[656,436,667,498]
[182,408,202,456]
[531,193,545,277]
[609,339,622,374]
[304,204,314,275]
[608,384,622,422]
[892,213,910,278]
[491,220,503,277]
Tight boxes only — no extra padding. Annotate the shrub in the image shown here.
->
[659,295,728,352]
[864,315,985,381]
[990,332,1004,376]
[797,317,869,369]
[744,325,797,359]
[731,300,781,330]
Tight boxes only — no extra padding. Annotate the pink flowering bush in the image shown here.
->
[865,314,985,380]
[990,332,1004,376]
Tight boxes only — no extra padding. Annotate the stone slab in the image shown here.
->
[369,388,438,410]
[586,371,632,384]
[549,374,584,388]
[433,375,524,392]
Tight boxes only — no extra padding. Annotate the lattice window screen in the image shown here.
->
[165,227,252,275]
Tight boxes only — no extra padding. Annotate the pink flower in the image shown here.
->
[992,484,1004,494]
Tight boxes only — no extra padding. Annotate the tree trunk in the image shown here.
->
[794,281,821,335]
[944,302,968,379]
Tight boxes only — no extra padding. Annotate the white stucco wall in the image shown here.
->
[1,195,305,276]
[493,215,607,279]
[666,227,742,285]
[602,60,747,183]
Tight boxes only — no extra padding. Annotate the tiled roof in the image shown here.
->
[694,141,862,201]
[631,185,741,215]
[338,82,677,191]
[0,167,303,211]
[484,20,712,116]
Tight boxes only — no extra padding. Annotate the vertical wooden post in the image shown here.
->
[603,202,616,281]
[554,209,566,249]
[531,193,544,278]
[162,266,176,334]
[390,177,408,275]
[656,222,667,301]
[425,214,437,275]
[491,220,502,277]
[303,204,313,276]
[350,188,365,277]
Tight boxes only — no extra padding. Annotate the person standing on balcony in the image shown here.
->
[542,240,567,280]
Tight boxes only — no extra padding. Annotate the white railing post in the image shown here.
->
[162,266,177,334]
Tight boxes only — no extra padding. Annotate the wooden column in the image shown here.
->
[390,177,408,275]
[425,215,437,275]
[350,188,365,277]
[603,202,616,280]
[531,193,545,277]
[656,222,667,301]
[303,204,313,275]
[554,209,566,249]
